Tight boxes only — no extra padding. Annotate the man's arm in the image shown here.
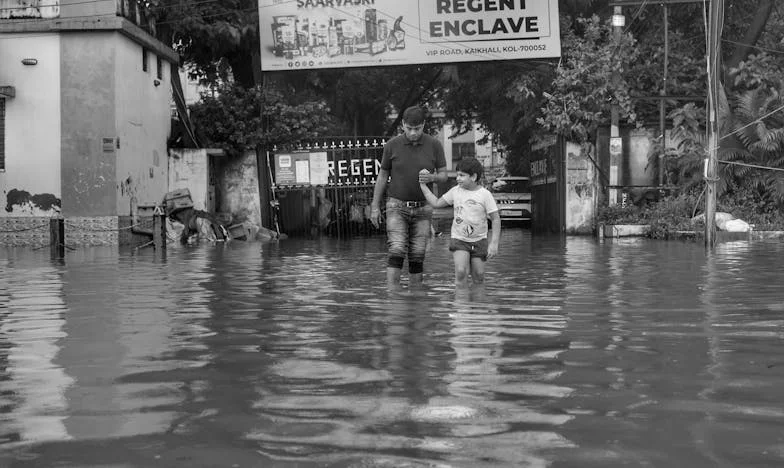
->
[487,211,501,259]
[432,139,448,184]
[370,168,389,228]
[434,166,447,183]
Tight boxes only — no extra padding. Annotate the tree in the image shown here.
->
[724,0,776,72]
[535,15,640,145]
[721,84,784,205]
[152,0,260,88]
[662,2,784,189]
[155,0,784,181]
[281,65,449,137]
[189,84,333,154]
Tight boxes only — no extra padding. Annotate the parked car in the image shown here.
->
[489,176,531,223]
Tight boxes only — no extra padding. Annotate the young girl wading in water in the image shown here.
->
[419,157,501,293]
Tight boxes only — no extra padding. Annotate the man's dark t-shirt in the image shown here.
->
[381,133,446,202]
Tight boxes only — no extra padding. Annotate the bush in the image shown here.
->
[717,186,784,230]
[596,203,643,225]
[596,187,784,238]
[645,192,702,238]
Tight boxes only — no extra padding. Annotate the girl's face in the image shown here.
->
[455,171,478,189]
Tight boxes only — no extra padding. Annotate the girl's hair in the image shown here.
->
[454,157,484,181]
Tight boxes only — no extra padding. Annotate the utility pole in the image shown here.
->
[659,4,669,187]
[609,6,624,206]
[705,0,724,247]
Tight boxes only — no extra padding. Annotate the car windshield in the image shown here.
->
[491,179,530,193]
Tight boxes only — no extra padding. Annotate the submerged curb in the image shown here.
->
[597,224,784,241]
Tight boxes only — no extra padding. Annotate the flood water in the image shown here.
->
[1,230,783,468]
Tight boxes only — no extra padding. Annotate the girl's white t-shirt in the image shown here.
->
[442,185,499,242]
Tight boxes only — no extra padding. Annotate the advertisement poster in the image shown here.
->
[274,153,300,185]
[258,0,561,71]
[274,152,336,186]
[275,152,326,185]
[309,152,330,185]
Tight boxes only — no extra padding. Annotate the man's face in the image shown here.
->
[402,122,424,142]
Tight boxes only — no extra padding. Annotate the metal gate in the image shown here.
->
[530,139,566,234]
[269,138,387,238]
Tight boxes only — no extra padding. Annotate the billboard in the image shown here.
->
[258,0,561,71]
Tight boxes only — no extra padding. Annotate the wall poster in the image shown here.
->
[274,152,331,186]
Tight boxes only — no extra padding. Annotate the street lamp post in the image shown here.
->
[609,7,624,207]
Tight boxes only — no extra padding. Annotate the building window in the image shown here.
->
[452,142,475,164]
[142,48,149,72]
[0,99,5,171]
[156,56,163,80]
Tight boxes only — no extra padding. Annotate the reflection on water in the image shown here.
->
[1,232,784,467]
[0,264,71,444]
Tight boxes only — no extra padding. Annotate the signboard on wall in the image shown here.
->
[258,0,561,71]
[274,150,382,186]
[531,157,557,186]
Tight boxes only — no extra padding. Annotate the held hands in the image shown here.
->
[418,169,433,184]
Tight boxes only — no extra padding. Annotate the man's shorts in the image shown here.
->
[449,238,489,261]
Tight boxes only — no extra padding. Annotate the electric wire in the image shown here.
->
[721,39,784,56]
[719,159,784,172]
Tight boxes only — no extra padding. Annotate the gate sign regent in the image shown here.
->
[258,0,561,71]
[274,151,382,186]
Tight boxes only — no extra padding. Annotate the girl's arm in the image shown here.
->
[487,211,501,259]
[419,169,451,208]
[420,182,450,208]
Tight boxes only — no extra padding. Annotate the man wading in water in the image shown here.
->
[370,106,447,290]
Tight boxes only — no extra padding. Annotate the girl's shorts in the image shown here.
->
[449,238,488,261]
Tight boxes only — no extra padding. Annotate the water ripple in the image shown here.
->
[1,235,784,467]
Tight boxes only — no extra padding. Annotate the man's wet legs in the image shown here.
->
[385,201,432,290]
[386,266,403,291]
[385,203,409,291]
[409,272,424,289]
[407,212,431,290]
